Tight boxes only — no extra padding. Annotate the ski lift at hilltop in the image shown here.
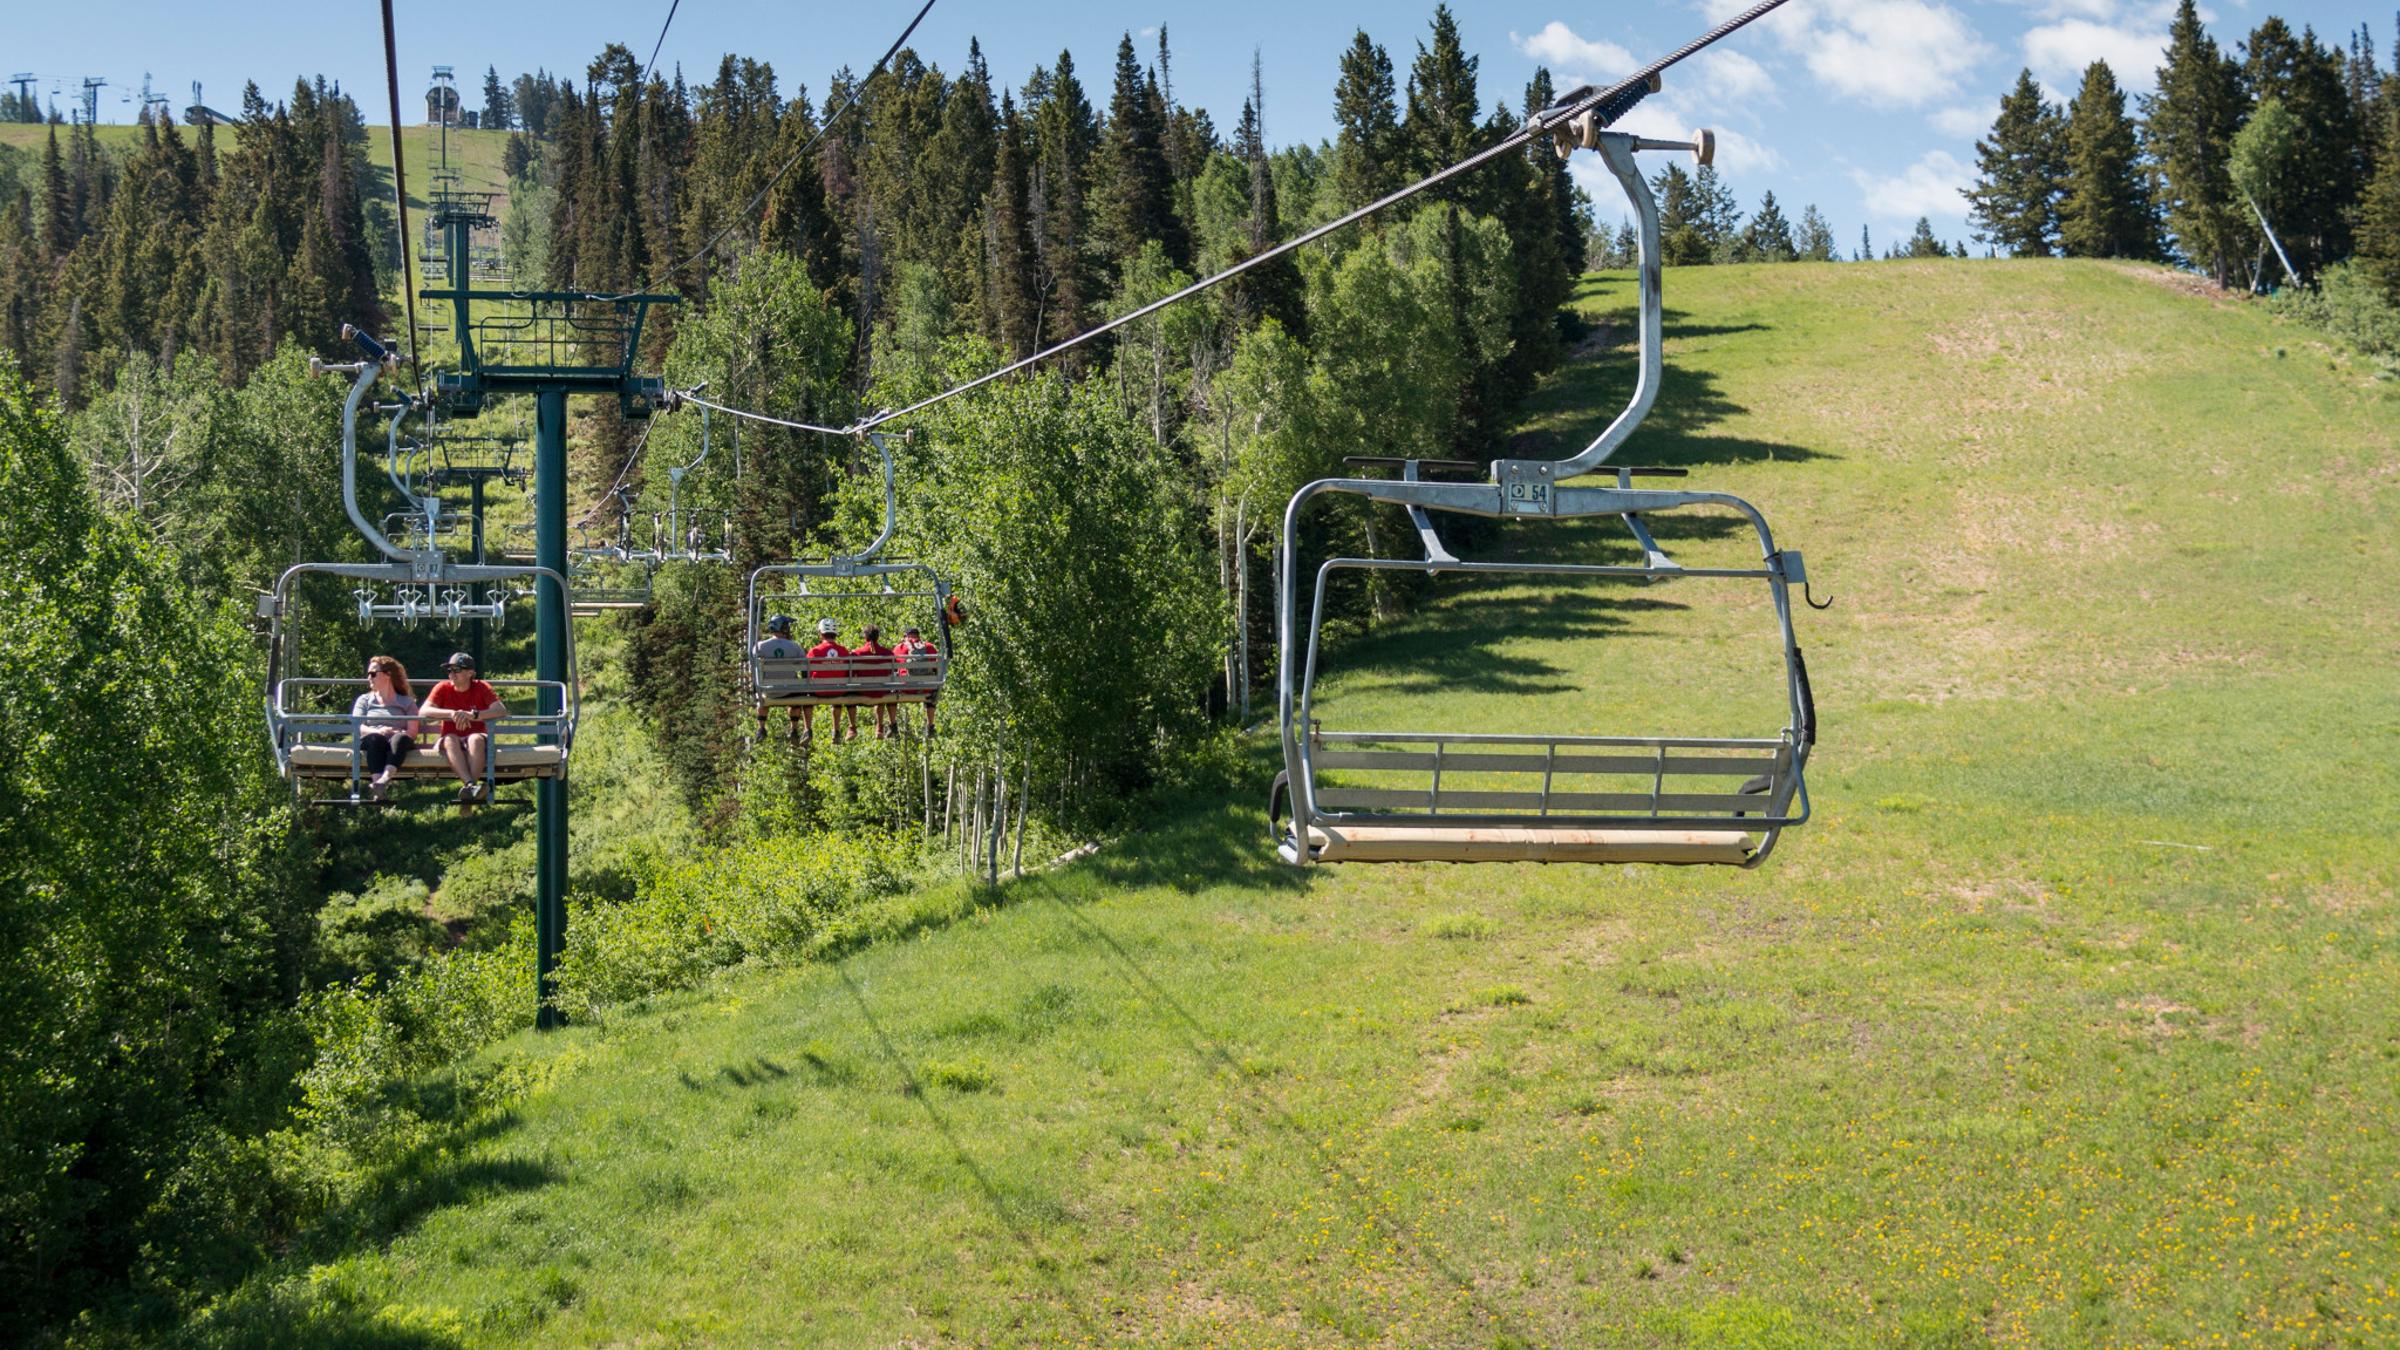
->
[267,342,579,803]
[745,431,955,723]
[1272,126,1822,869]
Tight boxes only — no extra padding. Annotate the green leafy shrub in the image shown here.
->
[2268,261,2400,363]
[551,830,917,1017]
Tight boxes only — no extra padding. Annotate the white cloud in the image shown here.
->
[1850,149,1973,222]
[1801,0,1990,105]
[1697,0,1988,107]
[1512,22,1639,83]
[1931,99,1997,137]
[1695,49,1777,102]
[2024,19,2169,92]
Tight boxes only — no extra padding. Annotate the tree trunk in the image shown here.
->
[1234,494,1253,723]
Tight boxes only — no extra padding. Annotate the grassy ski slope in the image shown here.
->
[211,261,2400,1347]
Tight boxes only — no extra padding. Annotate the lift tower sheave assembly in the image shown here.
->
[422,206,676,1028]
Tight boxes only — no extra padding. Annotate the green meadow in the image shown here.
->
[0,122,515,220]
[198,260,2400,1347]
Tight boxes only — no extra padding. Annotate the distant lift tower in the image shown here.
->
[423,198,676,1028]
[77,77,106,126]
[8,75,35,119]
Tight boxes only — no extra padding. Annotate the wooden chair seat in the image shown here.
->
[1300,824,1755,865]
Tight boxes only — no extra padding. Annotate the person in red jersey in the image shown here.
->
[804,618,857,744]
[852,623,898,739]
[422,651,510,804]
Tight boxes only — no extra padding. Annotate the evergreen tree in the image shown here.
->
[1612,218,1638,266]
[2059,60,2158,259]
[1746,190,1797,261]
[2144,0,2247,284]
[1028,53,1100,358]
[1858,224,1872,260]
[1654,163,1710,264]
[2359,96,2400,301]
[2238,19,2359,275]
[38,126,72,262]
[982,91,1041,357]
[1796,203,1839,260]
[1904,217,1948,257]
[1525,69,1587,276]
[1402,6,1486,211]
[1967,69,2065,255]
[1332,30,1402,213]
[482,65,514,131]
[1694,167,1743,260]
[1220,62,1304,336]
[1094,33,1186,274]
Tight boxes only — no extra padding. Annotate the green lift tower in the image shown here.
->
[423,205,676,1028]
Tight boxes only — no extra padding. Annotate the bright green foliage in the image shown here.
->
[2143,0,2249,283]
[1302,204,1513,466]
[1969,69,2066,256]
[553,832,916,1018]
[0,370,305,1333]
[893,368,1218,811]
[1106,240,1210,444]
[2265,257,2400,358]
[2059,61,2160,260]
[2230,97,2304,279]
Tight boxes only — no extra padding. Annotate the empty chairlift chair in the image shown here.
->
[1270,126,1821,868]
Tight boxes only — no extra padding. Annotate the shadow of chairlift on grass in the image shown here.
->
[1512,297,1838,471]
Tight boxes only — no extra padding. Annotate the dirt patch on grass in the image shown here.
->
[2108,262,2247,307]
[2115,995,2199,1039]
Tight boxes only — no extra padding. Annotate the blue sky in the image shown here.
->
[9,0,2386,252]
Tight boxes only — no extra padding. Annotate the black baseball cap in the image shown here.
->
[444,651,476,670]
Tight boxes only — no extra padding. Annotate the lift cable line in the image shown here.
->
[673,390,851,438]
[635,0,683,91]
[378,0,424,391]
[643,0,939,292]
[672,0,1794,438]
[816,0,1798,435]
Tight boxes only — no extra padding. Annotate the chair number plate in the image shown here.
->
[1507,481,1548,505]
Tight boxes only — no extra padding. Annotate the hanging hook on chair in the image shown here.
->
[1803,579,1833,610]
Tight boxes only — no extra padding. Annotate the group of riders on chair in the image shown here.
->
[752,614,940,744]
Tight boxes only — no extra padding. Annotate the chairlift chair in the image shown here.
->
[744,432,954,716]
[1271,127,1820,869]
[261,564,577,802]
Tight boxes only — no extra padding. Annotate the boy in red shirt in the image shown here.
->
[804,618,857,744]
[852,623,898,739]
[423,651,510,804]
[895,625,941,734]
